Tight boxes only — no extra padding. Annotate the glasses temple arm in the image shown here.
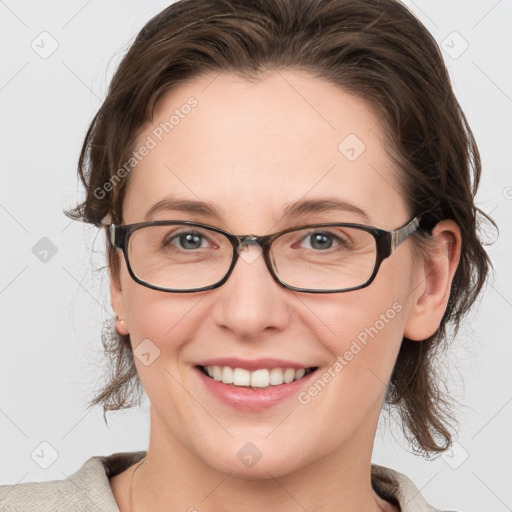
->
[107,224,117,247]
[390,216,422,252]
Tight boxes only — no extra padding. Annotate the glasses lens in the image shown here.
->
[125,223,377,292]
[271,225,377,291]
[127,224,233,290]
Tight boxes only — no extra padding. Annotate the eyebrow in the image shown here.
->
[145,196,371,224]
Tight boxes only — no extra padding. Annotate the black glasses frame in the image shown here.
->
[107,214,434,294]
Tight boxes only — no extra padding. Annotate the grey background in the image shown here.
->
[0,1,511,510]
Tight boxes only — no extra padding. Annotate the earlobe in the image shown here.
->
[110,272,129,336]
[403,220,461,341]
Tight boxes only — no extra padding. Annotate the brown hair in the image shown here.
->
[66,0,494,456]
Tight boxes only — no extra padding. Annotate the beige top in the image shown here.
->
[0,451,458,511]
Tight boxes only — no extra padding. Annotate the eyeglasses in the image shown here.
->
[108,214,433,293]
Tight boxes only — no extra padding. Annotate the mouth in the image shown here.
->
[196,364,319,389]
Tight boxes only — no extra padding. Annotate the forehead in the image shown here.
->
[123,70,407,228]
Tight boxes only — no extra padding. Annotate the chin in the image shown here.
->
[209,455,300,481]
[193,438,310,481]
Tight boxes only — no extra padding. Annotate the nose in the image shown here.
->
[210,240,292,339]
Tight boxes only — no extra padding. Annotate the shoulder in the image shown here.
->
[0,451,146,512]
[371,463,462,512]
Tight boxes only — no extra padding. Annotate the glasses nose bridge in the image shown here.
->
[235,233,274,249]
[231,233,275,274]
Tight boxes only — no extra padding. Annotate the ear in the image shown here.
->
[110,264,129,336]
[403,219,461,341]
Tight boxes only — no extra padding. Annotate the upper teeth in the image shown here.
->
[203,365,310,388]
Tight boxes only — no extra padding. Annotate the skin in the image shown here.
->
[108,70,461,512]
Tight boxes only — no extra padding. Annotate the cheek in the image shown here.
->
[125,289,202,343]
[296,264,411,400]
[122,285,206,415]
[304,292,405,369]
[290,295,406,447]
[119,261,206,362]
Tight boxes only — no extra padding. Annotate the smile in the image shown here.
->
[198,365,317,388]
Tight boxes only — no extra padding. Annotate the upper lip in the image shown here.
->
[195,358,316,371]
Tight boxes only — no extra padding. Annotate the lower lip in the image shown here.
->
[194,366,318,411]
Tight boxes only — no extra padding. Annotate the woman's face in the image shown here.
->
[111,70,426,478]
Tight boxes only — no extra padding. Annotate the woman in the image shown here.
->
[0,0,492,510]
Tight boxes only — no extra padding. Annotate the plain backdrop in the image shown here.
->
[0,1,511,511]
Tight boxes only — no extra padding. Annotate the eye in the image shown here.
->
[299,230,350,251]
[164,230,213,251]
